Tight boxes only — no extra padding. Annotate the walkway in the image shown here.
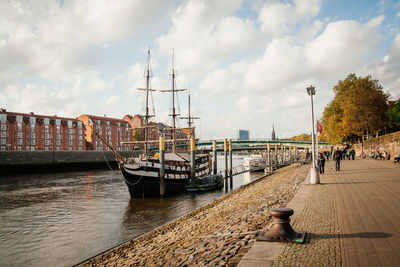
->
[238,159,400,266]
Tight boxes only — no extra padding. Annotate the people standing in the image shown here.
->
[333,148,342,171]
[317,153,326,174]
[351,149,355,160]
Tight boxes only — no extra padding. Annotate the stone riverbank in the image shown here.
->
[82,163,309,266]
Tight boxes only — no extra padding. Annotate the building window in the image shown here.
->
[68,135,73,140]
[56,140,61,146]
[78,141,82,146]
[31,147,35,151]
[1,132,5,138]
[1,125,6,131]
[1,139,5,145]
[17,132,22,138]
[17,139,22,145]
[1,146,5,151]
[68,141,73,146]
[45,140,49,145]
[31,133,36,138]
[17,146,21,151]
[0,114,6,123]
[31,140,35,145]
[56,147,60,151]
[45,134,49,139]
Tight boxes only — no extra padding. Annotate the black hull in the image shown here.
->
[121,167,190,197]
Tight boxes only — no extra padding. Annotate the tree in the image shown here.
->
[387,100,400,131]
[322,74,389,144]
[132,128,144,142]
[290,133,312,141]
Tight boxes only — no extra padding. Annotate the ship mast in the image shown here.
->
[180,94,199,138]
[137,48,156,156]
[159,50,186,153]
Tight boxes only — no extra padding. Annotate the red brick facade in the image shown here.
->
[0,110,85,151]
[78,114,132,151]
[0,109,192,152]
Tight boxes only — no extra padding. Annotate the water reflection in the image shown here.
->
[0,156,267,266]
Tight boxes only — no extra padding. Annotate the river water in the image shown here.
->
[0,156,265,267]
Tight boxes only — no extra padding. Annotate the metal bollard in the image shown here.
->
[256,208,305,243]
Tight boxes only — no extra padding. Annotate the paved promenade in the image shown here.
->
[239,159,400,266]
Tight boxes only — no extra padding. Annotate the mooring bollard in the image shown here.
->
[229,139,233,189]
[190,138,196,189]
[212,140,217,175]
[256,208,305,243]
[159,136,165,196]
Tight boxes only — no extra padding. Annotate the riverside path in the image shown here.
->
[239,158,400,266]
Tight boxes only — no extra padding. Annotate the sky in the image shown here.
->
[1,0,399,140]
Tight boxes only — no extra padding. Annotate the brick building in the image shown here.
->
[123,114,189,141]
[0,109,85,151]
[78,114,132,151]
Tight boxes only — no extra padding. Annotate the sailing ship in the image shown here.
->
[117,49,222,197]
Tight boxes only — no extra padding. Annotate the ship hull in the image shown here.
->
[121,153,214,197]
[121,166,190,197]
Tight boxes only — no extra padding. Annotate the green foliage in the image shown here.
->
[132,128,144,141]
[290,133,312,141]
[322,74,389,144]
[387,101,400,129]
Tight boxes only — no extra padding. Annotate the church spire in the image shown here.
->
[271,124,276,140]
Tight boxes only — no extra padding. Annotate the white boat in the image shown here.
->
[243,153,267,171]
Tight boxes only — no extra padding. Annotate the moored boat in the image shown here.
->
[115,49,222,197]
[243,153,267,172]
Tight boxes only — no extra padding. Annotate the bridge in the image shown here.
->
[195,139,329,152]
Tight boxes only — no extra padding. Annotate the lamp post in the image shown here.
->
[307,85,320,184]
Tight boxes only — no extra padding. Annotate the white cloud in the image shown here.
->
[0,0,169,78]
[196,15,386,137]
[305,16,384,72]
[258,0,322,36]
[363,33,400,98]
[156,0,262,81]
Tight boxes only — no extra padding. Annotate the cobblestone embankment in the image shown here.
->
[83,163,309,266]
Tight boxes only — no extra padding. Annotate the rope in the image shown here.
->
[102,150,114,171]
[123,175,144,186]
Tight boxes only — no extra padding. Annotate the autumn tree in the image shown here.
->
[322,74,389,144]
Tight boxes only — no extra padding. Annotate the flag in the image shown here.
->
[317,120,323,134]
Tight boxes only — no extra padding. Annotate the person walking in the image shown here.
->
[317,153,326,174]
[333,148,342,171]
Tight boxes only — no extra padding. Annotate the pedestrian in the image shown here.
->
[351,149,355,160]
[317,153,325,174]
[333,148,342,171]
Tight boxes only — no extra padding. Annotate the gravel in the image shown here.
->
[83,163,309,267]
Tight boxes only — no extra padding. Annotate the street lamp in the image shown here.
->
[307,85,320,184]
